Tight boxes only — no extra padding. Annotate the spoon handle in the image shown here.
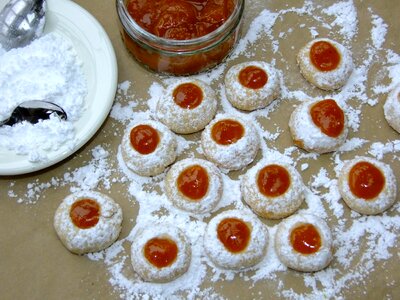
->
[0,118,10,126]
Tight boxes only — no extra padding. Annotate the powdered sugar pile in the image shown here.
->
[6,0,400,299]
[0,32,87,162]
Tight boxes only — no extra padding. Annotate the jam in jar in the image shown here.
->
[116,0,244,75]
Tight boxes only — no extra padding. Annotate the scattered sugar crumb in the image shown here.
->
[5,1,400,299]
[322,0,359,41]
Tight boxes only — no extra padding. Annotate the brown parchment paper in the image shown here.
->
[1,0,400,299]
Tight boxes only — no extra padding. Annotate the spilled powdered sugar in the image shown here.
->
[92,0,400,298]
[7,0,400,299]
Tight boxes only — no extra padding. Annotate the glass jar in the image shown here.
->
[116,0,245,76]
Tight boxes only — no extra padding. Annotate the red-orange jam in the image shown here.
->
[217,218,250,253]
[126,0,235,40]
[130,124,160,155]
[118,0,242,75]
[310,41,340,72]
[70,199,100,229]
[290,223,321,255]
[239,65,268,89]
[348,161,385,200]
[211,119,244,145]
[144,237,178,268]
[173,82,203,109]
[257,164,290,197]
[310,99,345,138]
[177,165,209,200]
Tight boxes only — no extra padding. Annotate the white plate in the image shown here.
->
[0,0,118,176]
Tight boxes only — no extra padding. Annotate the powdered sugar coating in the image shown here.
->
[338,156,397,215]
[297,38,354,91]
[121,120,177,176]
[201,114,260,171]
[156,79,217,134]
[275,213,333,272]
[53,191,123,255]
[241,159,305,219]
[224,61,281,111]
[165,158,223,214]
[289,99,349,153]
[130,224,191,283]
[204,209,269,270]
[383,83,400,133]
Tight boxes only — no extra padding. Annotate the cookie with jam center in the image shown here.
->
[201,114,260,171]
[204,209,269,270]
[121,120,177,176]
[224,61,281,111]
[241,159,305,219]
[297,38,353,91]
[338,156,397,215]
[54,191,123,255]
[130,224,191,283]
[289,98,348,153]
[156,79,217,134]
[275,213,333,272]
[165,158,223,214]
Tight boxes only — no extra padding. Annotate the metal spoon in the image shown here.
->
[0,100,67,126]
[0,0,46,51]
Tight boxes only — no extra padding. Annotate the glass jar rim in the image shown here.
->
[116,0,245,50]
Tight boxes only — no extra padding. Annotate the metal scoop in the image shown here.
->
[0,0,46,51]
[0,100,67,126]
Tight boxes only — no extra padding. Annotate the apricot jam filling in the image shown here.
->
[130,124,160,155]
[348,161,385,200]
[290,223,321,255]
[211,119,244,145]
[173,83,203,109]
[238,65,268,89]
[217,218,250,253]
[310,41,340,72]
[70,199,100,229]
[310,99,345,138]
[257,164,290,197]
[144,237,178,268]
[177,165,209,200]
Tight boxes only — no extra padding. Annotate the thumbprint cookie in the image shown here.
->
[241,159,305,219]
[383,83,400,133]
[289,98,348,153]
[204,209,269,270]
[201,114,260,171]
[54,191,123,255]
[165,158,223,214]
[224,61,281,111]
[131,224,191,283]
[338,156,397,215]
[275,213,333,272]
[121,120,177,176]
[297,38,353,91]
[156,79,217,134]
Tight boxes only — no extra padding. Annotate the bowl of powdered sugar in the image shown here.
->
[0,0,117,175]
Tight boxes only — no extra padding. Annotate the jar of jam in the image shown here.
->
[116,0,244,76]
